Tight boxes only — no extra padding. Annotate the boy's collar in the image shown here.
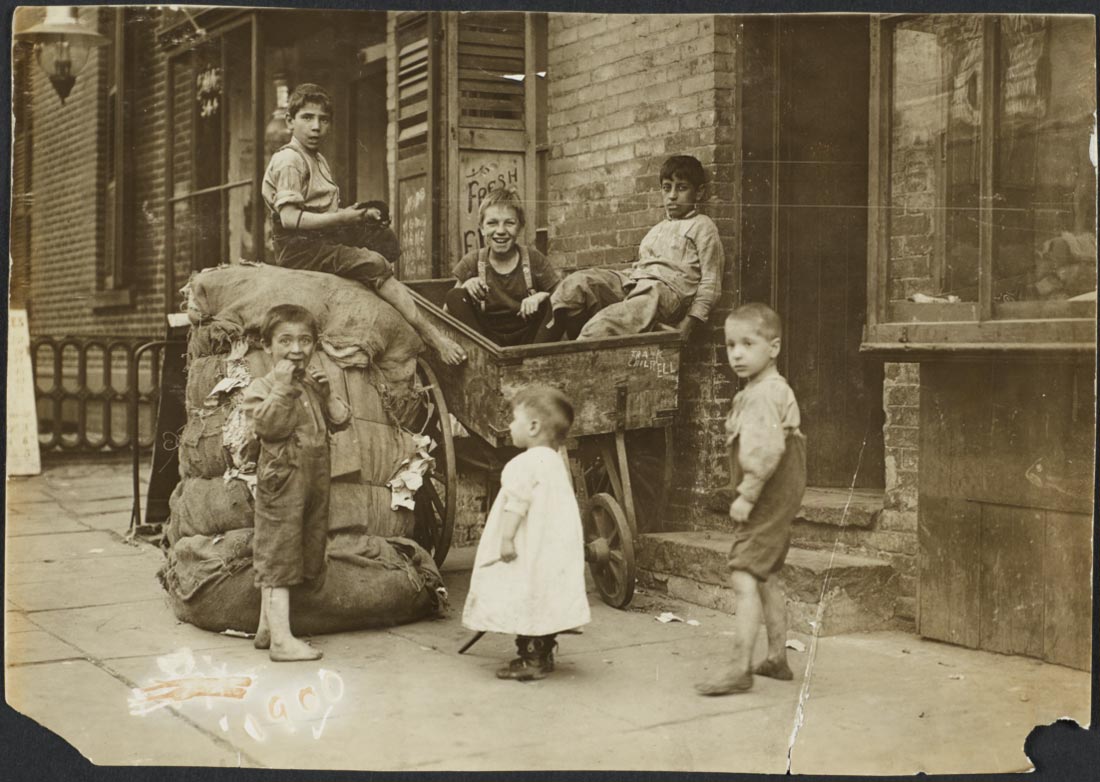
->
[667,209,699,221]
[289,135,318,157]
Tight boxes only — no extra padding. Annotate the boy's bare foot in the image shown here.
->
[695,669,753,696]
[425,332,466,366]
[253,626,270,650]
[270,637,323,662]
[753,658,794,680]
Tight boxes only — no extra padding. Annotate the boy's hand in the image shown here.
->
[461,277,489,301]
[273,359,298,386]
[519,291,549,319]
[308,367,332,396]
[730,496,754,523]
[339,205,366,225]
[499,538,517,562]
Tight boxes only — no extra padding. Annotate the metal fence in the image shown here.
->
[31,336,166,452]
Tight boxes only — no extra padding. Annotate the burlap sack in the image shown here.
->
[329,481,415,538]
[165,477,255,547]
[177,406,232,479]
[183,264,423,371]
[159,531,444,635]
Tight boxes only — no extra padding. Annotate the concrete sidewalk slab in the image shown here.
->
[6,659,244,767]
[4,630,84,664]
[6,530,146,564]
[4,459,1092,774]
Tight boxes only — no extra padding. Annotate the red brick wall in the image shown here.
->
[545,13,741,512]
[881,361,919,619]
[25,8,168,339]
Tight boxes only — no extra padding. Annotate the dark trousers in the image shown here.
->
[443,286,550,347]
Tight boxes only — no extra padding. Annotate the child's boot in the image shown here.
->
[496,636,555,681]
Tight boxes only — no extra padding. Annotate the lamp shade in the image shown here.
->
[16,7,108,103]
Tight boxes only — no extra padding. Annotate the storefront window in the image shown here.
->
[993,17,1096,317]
[870,15,1096,348]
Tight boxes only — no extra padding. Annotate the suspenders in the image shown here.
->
[476,246,536,311]
[271,143,338,229]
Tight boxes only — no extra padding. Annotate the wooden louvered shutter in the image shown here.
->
[394,12,440,279]
[446,12,538,262]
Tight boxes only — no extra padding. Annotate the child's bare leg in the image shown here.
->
[754,574,794,680]
[267,587,322,662]
[254,587,271,650]
[696,570,761,695]
[376,277,466,365]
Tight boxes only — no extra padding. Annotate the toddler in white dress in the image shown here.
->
[462,385,591,680]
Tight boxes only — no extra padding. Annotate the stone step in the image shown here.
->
[635,531,899,636]
[796,487,883,528]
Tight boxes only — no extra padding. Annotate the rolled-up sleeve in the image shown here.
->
[689,218,725,322]
[268,151,308,212]
[498,455,538,516]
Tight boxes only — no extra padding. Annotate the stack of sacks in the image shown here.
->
[158,263,446,634]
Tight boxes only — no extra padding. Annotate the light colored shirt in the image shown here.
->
[261,136,341,217]
[630,211,724,321]
[726,369,801,504]
[240,370,351,448]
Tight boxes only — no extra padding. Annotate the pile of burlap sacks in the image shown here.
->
[158,263,446,635]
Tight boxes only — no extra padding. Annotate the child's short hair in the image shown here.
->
[512,384,574,446]
[478,186,526,228]
[286,83,333,121]
[727,303,783,341]
[261,304,319,344]
[660,155,707,188]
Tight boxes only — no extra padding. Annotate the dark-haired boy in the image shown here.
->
[262,83,465,365]
[241,304,351,661]
[535,154,724,342]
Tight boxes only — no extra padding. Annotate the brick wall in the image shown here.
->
[545,13,741,512]
[25,8,169,340]
[881,361,919,620]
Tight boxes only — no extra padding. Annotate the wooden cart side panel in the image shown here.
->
[500,347,679,439]
[409,286,681,444]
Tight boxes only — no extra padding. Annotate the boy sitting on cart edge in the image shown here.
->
[534,154,725,343]
[445,187,561,346]
[697,304,806,696]
[262,83,466,366]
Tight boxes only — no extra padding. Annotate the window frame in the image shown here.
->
[162,11,264,315]
[94,7,135,309]
[863,15,1096,356]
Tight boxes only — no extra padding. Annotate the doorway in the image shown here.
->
[740,16,884,489]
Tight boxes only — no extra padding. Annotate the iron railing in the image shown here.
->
[31,336,166,452]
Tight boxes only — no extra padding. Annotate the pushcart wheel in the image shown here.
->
[414,359,455,567]
[584,492,636,608]
[578,429,672,536]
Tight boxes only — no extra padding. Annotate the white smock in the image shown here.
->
[462,446,591,636]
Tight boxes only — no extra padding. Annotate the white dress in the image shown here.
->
[462,446,592,636]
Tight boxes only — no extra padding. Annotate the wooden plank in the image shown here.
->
[457,70,525,92]
[407,287,681,445]
[978,504,1045,658]
[457,127,526,152]
[458,29,524,48]
[457,117,525,131]
[918,495,981,647]
[459,42,525,60]
[457,96,522,113]
[1043,510,1093,670]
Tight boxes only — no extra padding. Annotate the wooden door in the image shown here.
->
[920,359,1094,670]
[741,16,885,488]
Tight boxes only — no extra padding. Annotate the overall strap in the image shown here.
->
[477,247,536,295]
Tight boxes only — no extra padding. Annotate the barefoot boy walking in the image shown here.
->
[697,303,806,695]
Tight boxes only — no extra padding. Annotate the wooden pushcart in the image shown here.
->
[406,279,684,608]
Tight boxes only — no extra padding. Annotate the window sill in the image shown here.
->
[861,320,1096,360]
[91,287,135,312]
